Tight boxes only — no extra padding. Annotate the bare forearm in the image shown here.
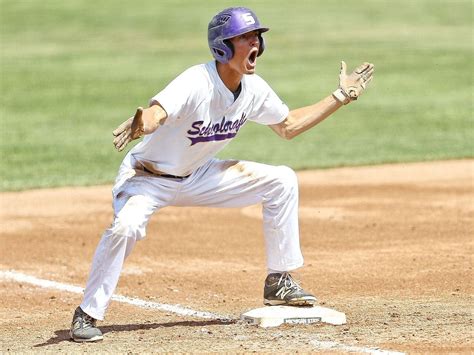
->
[272,95,343,140]
[270,61,374,140]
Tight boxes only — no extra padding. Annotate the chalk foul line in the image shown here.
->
[0,269,404,354]
[0,270,230,321]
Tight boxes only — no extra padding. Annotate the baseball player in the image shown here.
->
[70,7,374,342]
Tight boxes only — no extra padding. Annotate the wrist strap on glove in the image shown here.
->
[332,88,351,105]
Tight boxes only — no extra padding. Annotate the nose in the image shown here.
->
[250,34,259,47]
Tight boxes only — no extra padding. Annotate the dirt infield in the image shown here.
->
[1,160,472,353]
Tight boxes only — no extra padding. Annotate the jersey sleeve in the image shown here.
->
[149,66,206,122]
[248,77,289,125]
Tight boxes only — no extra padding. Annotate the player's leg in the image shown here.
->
[176,158,316,306]
[178,158,303,270]
[79,194,159,321]
[71,175,172,342]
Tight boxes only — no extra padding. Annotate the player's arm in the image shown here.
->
[270,95,342,140]
[270,61,374,140]
[112,104,167,152]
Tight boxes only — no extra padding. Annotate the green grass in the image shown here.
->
[1,0,472,190]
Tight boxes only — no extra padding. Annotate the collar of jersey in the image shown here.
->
[209,60,246,105]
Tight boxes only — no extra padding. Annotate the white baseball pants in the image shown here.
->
[80,157,303,320]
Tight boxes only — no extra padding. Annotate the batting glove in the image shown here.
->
[112,107,144,152]
[333,61,374,105]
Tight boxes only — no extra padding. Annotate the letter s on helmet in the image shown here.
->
[208,7,269,64]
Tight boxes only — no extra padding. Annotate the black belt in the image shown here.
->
[143,166,191,179]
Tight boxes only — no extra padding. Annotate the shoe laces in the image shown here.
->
[75,310,96,329]
[276,272,302,296]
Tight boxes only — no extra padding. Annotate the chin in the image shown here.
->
[244,65,257,75]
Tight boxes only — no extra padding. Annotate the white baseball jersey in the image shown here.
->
[80,61,305,321]
[125,60,289,176]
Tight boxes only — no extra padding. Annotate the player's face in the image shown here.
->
[228,30,260,75]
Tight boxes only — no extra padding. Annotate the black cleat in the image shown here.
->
[264,272,317,306]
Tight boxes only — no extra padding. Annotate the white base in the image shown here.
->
[241,305,346,328]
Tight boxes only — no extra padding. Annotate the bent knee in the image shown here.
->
[275,165,298,191]
[111,215,146,241]
[277,165,297,183]
[263,165,298,202]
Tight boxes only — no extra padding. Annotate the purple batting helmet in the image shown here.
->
[208,7,269,64]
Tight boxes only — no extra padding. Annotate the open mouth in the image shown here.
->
[247,48,259,68]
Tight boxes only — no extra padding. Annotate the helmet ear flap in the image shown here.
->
[257,33,265,57]
[213,34,265,63]
[210,38,234,64]
[223,39,234,59]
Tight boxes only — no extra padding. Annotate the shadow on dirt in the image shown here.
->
[34,319,237,347]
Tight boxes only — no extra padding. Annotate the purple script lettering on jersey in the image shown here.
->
[187,112,247,145]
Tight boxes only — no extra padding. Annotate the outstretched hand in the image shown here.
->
[112,107,145,152]
[334,61,374,104]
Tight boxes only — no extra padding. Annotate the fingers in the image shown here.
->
[112,124,125,137]
[131,106,145,140]
[355,62,370,74]
[117,138,131,152]
[357,72,374,92]
[112,107,144,152]
[113,117,133,136]
[364,75,373,86]
[357,63,374,76]
[340,61,347,76]
[360,66,374,86]
[113,130,126,147]
[133,107,143,121]
[336,61,374,103]
[364,66,375,78]
[115,134,131,152]
[113,106,143,137]
[113,126,132,151]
